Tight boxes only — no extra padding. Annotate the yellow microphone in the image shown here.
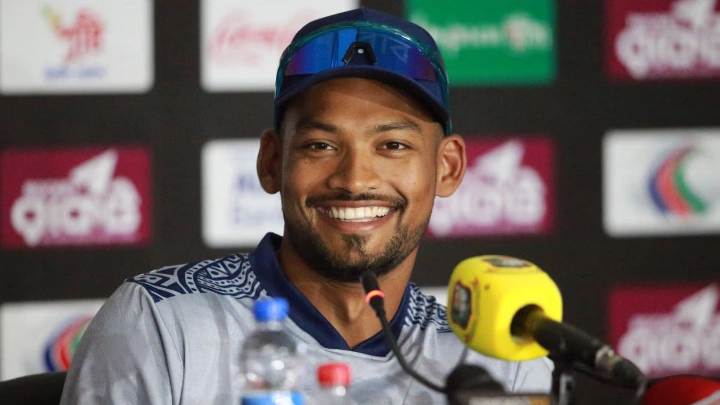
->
[447,255,562,361]
[447,255,645,389]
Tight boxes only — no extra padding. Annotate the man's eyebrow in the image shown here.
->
[293,117,423,136]
[294,117,340,134]
[366,119,423,135]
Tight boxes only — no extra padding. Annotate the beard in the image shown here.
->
[283,199,431,283]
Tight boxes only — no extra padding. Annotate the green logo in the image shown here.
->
[407,0,556,85]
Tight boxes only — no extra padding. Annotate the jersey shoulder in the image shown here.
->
[127,253,262,303]
[404,284,452,333]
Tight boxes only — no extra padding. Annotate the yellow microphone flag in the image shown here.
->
[447,255,563,361]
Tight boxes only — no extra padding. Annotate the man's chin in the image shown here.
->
[284,213,429,283]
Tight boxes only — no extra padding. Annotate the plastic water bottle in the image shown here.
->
[313,362,357,405]
[240,297,306,405]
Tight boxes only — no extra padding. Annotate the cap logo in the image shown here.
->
[342,41,377,65]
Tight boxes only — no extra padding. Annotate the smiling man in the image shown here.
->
[61,9,551,405]
[259,75,462,350]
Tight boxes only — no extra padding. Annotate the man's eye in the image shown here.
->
[307,142,334,150]
[383,142,407,150]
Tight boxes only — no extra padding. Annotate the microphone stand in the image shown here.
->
[550,356,577,405]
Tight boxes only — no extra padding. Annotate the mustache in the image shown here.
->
[306,191,407,210]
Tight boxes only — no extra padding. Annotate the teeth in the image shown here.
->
[317,206,392,221]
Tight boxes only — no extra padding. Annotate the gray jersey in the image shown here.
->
[61,233,552,405]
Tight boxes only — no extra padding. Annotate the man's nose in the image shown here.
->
[327,148,382,194]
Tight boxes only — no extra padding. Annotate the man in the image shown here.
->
[61,8,551,405]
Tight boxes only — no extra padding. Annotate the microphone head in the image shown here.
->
[446,364,504,394]
[643,375,720,405]
[447,256,563,361]
[360,271,380,295]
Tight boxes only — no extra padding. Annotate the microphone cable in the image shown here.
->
[360,271,446,394]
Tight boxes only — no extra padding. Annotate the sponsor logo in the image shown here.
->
[0,300,104,380]
[412,13,552,58]
[202,140,283,247]
[0,147,152,248]
[42,6,105,80]
[649,145,712,218]
[0,0,153,94]
[603,130,720,236]
[201,0,357,91]
[208,10,313,67]
[407,0,555,85]
[607,0,720,80]
[609,284,720,378]
[43,316,93,372]
[427,138,554,237]
[43,6,103,63]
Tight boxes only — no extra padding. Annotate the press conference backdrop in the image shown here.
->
[1,0,719,403]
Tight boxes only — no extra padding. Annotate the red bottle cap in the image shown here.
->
[317,362,352,387]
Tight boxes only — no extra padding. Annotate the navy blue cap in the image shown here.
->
[254,297,289,322]
[274,8,451,134]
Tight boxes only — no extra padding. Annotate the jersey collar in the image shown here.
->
[249,232,410,357]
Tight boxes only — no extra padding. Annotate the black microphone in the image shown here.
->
[511,305,645,389]
[446,364,505,394]
[360,270,385,318]
[359,271,446,394]
[447,255,645,390]
[446,365,551,405]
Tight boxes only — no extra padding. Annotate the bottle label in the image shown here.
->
[241,391,303,405]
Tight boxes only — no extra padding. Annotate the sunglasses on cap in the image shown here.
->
[275,21,451,134]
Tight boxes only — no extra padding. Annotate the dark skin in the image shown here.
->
[257,77,466,348]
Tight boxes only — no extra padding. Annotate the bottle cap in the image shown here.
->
[318,362,352,387]
[253,297,288,322]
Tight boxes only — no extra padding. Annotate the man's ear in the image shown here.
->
[257,129,282,194]
[435,134,466,198]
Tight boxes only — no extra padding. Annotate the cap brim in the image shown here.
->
[274,66,450,134]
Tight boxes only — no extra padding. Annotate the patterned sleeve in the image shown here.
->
[59,282,183,405]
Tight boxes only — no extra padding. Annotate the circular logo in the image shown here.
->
[43,315,93,371]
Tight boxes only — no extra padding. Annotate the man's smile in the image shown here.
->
[315,206,392,222]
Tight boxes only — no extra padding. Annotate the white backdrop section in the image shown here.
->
[603,129,720,237]
[0,299,105,380]
[202,139,284,248]
[200,0,357,92]
[0,0,153,94]
[419,286,449,309]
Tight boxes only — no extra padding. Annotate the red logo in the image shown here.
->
[43,6,104,63]
[208,10,317,66]
[606,0,720,80]
[0,147,152,248]
[608,284,720,378]
[427,137,555,237]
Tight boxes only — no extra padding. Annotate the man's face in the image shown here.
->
[266,78,451,282]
